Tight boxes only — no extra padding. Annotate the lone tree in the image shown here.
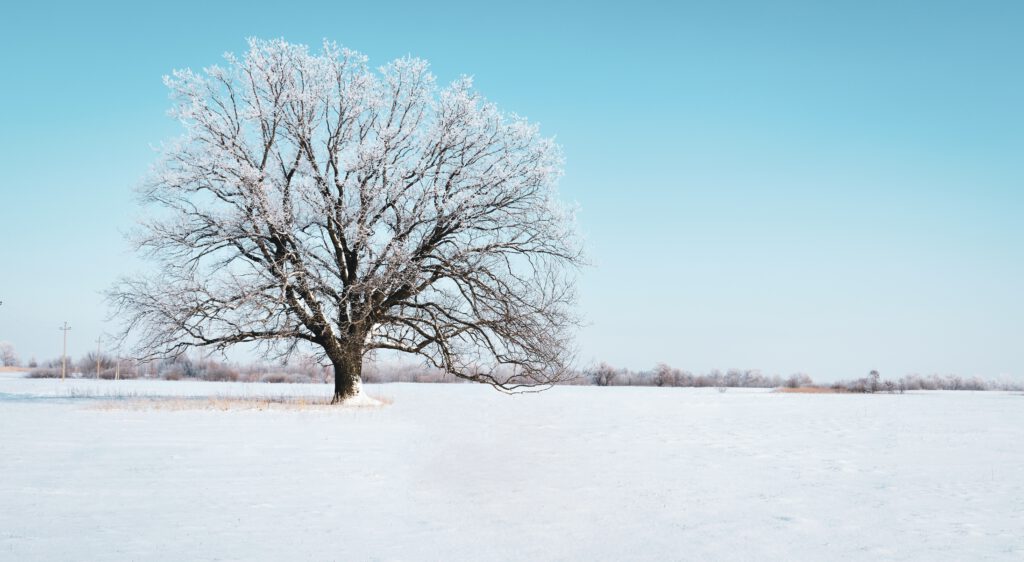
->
[0,341,18,367]
[109,39,582,403]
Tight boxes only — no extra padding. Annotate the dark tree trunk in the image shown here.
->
[330,342,364,404]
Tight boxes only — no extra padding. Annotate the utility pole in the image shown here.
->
[95,336,102,379]
[59,322,71,381]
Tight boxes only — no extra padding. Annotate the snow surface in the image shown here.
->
[1,375,1022,561]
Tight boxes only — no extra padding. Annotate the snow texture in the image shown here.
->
[1,374,1022,560]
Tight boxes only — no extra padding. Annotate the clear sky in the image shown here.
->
[1,0,1021,381]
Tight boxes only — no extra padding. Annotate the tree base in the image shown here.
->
[330,390,383,407]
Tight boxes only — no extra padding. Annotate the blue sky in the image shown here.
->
[1,0,1021,380]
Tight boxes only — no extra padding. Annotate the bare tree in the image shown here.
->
[588,363,619,387]
[0,342,18,367]
[653,363,678,387]
[108,39,582,403]
[785,373,812,389]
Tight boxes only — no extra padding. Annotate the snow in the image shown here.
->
[1,376,1022,560]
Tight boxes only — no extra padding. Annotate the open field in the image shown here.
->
[1,374,1022,561]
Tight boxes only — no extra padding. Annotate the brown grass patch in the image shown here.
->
[775,386,847,394]
[0,367,30,373]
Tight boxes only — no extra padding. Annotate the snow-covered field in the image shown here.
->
[1,374,1021,561]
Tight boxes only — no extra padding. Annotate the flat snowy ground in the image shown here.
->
[1,375,1021,561]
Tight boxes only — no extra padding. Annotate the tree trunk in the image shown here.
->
[330,344,363,404]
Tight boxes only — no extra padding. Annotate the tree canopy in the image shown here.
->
[110,38,583,402]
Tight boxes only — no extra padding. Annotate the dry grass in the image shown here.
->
[0,366,30,373]
[775,386,847,394]
[92,394,393,411]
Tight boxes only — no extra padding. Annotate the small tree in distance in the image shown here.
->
[0,342,18,367]
[108,39,583,403]
[869,370,881,393]
[589,363,619,387]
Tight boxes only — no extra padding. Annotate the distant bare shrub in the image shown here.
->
[785,373,813,389]
[28,368,62,378]
[260,373,312,384]
[98,366,140,380]
[27,357,79,378]
[202,364,240,382]
[79,352,117,377]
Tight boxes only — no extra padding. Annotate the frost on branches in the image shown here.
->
[109,38,583,403]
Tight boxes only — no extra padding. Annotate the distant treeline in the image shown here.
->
[575,364,1024,392]
[826,370,1024,392]
[24,355,1024,392]
[573,363,811,388]
[26,353,458,384]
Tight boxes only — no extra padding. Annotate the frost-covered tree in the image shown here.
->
[0,342,18,367]
[109,39,582,403]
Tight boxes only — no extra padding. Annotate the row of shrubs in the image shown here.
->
[579,365,1024,392]
[576,363,813,388]
[827,370,1022,393]
[26,354,457,385]
[26,354,1024,391]
[28,354,311,383]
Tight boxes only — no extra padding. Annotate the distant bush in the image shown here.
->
[202,365,239,382]
[78,353,117,377]
[28,357,78,378]
[98,367,139,380]
[28,368,63,378]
